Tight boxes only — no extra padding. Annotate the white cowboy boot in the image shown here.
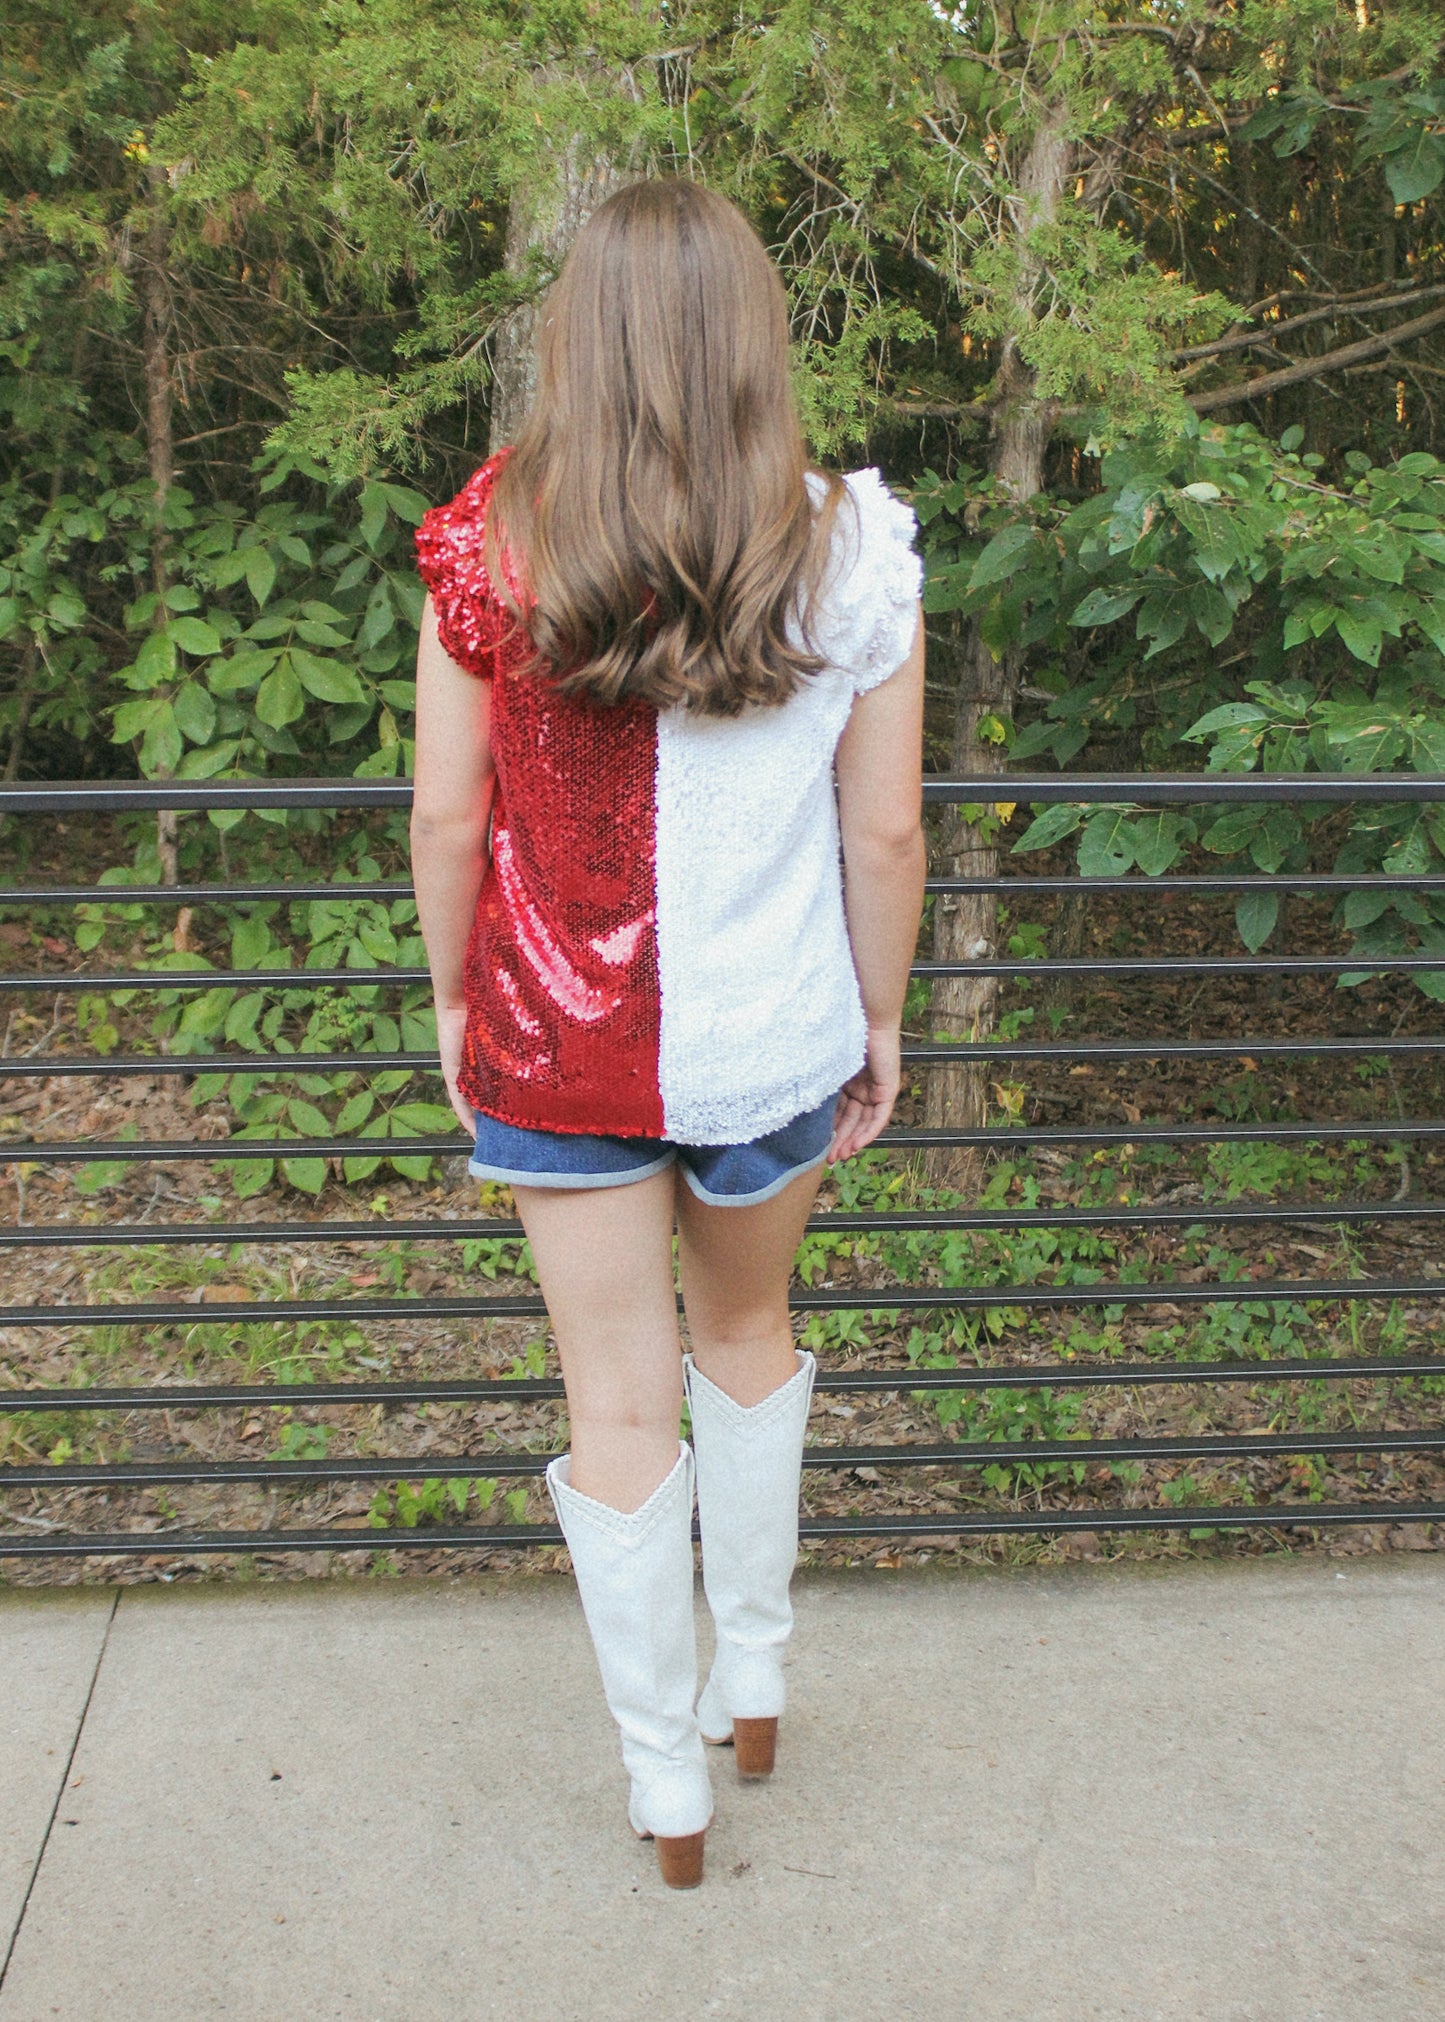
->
[545,1441,713,1887]
[682,1348,816,1778]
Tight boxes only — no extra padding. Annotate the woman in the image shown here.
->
[410,179,925,1889]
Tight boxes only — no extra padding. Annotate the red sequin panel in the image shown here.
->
[416,456,665,1138]
[462,679,663,1135]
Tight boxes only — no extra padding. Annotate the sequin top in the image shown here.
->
[414,450,921,1143]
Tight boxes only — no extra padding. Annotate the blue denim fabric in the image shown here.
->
[469,1091,837,1207]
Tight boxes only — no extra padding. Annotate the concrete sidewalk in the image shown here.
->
[0,1557,1441,2022]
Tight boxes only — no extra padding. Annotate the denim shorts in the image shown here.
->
[468,1091,837,1207]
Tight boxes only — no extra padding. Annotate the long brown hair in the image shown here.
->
[486,179,846,716]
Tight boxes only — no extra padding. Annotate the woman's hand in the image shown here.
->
[436,1000,476,1135]
[827,1023,901,1163]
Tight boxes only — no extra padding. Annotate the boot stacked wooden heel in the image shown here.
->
[731,1716,778,1780]
[652,1830,707,1889]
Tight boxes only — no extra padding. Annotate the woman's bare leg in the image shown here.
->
[511,1167,683,1512]
[674,1164,822,1405]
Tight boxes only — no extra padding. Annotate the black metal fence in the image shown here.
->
[2,772,1443,1559]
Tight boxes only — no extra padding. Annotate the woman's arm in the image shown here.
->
[410,594,496,1132]
[829,604,927,1161]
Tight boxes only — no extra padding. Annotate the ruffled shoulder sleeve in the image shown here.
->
[808,467,923,696]
[413,448,515,678]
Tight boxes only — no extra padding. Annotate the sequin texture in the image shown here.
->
[415,455,665,1136]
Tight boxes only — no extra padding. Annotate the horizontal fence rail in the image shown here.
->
[7,953,1445,997]
[2,1274,1443,1330]
[5,1428,1442,1494]
[5,1198,1445,1250]
[3,1119,1442,1169]
[2,771,1443,1561]
[11,874,1445,909]
[7,772,1445,810]
[3,1503,1440,1560]
[3,1035,1445,1083]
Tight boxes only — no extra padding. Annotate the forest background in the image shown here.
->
[3,0,1445,1175]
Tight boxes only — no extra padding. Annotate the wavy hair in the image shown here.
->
[486,179,847,715]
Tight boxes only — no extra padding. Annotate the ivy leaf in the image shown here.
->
[380,483,430,525]
[286,1098,334,1137]
[1339,535,1407,586]
[1383,128,1445,205]
[282,1156,328,1195]
[290,646,365,705]
[1077,811,1136,878]
[227,1157,275,1200]
[139,701,182,775]
[172,680,217,745]
[208,649,276,695]
[969,523,1037,590]
[224,992,266,1047]
[1383,815,1433,875]
[334,1090,377,1132]
[1333,610,1384,665]
[1130,811,1188,877]
[1343,889,1392,931]
[231,915,274,970]
[1235,892,1278,951]
[1201,809,1265,856]
[353,741,404,778]
[1012,803,1083,854]
[359,483,389,552]
[294,618,353,648]
[1136,588,1191,660]
[1181,702,1268,742]
[332,552,372,595]
[47,590,86,629]
[359,580,396,651]
[256,654,305,727]
[391,1100,458,1133]
[1248,807,1300,874]
[356,916,398,963]
[1188,582,1237,647]
[111,696,160,743]
[134,630,177,684]
[1281,610,1315,650]
[326,700,376,745]
[168,614,224,657]
[1069,585,1141,627]
[177,739,242,779]
[244,548,277,606]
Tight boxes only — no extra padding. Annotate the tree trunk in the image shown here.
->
[488,143,630,453]
[924,105,1073,1188]
[139,163,188,944]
